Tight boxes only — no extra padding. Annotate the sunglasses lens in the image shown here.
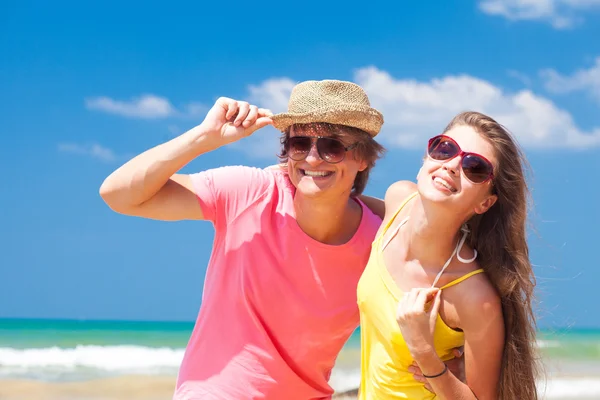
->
[287,137,312,160]
[462,154,493,183]
[317,138,346,163]
[428,136,459,160]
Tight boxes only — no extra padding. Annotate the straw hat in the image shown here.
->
[271,80,384,137]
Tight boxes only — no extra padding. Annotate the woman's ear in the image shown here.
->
[474,194,498,215]
[416,166,423,180]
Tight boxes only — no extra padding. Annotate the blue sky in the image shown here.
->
[1,0,599,328]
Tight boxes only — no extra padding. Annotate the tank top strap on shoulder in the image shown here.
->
[439,269,485,290]
[376,192,418,242]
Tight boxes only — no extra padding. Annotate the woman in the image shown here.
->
[357,111,540,399]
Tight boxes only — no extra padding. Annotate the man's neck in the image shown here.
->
[294,193,362,245]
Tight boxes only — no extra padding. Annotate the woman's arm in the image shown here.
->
[397,285,504,400]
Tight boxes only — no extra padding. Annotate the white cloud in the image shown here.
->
[58,143,118,163]
[478,0,600,28]
[355,66,600,149]
[168,125,181,136]
[85,95,208,120]
[224,78,296,159]
[85,94,176,118]
[247,78,297,113]
[184,102,208,117]
[507,69,533,87]
[83,68,600,161]
[238,67,600,157]
[228,126,283,160]
[540,57,600,102]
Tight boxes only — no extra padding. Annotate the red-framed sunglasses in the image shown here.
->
[427,135,494,184]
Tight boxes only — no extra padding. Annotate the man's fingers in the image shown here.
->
[452,347,464,358]
[407,363,422,375]
[258,108,273,117]
[234,102,250,126]
[423,382,433,392]
[413,372,425,383]
[243,105,259,128]
[225,101,239,121]
[250,117,273,132]
[245,117,273,135]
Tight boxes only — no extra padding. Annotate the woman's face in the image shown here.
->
[417,124,498,217]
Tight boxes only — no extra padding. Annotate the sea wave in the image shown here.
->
[540,378,600,399]
[330,368,600,399]
[0,345,184,380]
[2,346,600,398]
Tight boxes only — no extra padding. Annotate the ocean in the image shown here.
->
[1,319,599,399]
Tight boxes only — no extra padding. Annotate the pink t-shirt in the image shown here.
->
[174,166,381,400]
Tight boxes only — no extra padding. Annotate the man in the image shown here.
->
[99,80,460,399]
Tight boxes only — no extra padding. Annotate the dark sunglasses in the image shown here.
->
[286,136,358,164]
[427,135,494,184]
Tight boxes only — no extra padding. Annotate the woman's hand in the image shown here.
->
[396,288,442,361]
[408,347,465,392]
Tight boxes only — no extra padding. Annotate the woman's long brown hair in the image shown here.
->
[444,112,541,399]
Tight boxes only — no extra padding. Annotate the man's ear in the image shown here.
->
[358,159,368,172]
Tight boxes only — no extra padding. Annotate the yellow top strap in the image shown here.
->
[377,192,418,240]
[440,269,485,290]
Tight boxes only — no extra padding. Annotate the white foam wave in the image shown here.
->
[537,339,561,348]
[541,378,600,399]
[0,345,184,372]
[329,366,600,399]
[330,367,361,393]
[2,346,600,399]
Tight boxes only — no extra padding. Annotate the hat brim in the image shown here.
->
[271,105,383,137]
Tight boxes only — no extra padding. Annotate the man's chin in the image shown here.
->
[295,181,335,198]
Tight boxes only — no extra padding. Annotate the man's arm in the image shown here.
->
[99,98,272,221]
[357,195,385,219]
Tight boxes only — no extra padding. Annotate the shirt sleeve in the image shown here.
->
[189,165,274,226]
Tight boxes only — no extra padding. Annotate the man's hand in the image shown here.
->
[408,347,465,393]
[200,97,273,145]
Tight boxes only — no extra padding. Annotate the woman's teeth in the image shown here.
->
[434,177,457,192]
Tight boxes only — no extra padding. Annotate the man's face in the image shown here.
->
[287,124,367,200]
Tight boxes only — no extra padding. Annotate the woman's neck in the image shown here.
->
[404,198,464,267]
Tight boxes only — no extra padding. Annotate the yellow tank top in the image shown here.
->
[357,192,484,399]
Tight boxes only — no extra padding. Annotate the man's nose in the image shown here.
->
[304,141,323,164]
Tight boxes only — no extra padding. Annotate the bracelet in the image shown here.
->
[422,363,448,379]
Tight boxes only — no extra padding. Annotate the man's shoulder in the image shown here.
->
[190,164,281,209]
[355,198,384,242]
[209,164,279,186]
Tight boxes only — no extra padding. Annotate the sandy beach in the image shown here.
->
[2,374,600,400]
[0,376,177,400]
[4,373,600,400]
[0,376,359,400]
[2,320,599,400]
[2,375,599,400]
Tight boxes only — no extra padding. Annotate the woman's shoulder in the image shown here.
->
[383,180,417,211]
[447,264,502,325]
